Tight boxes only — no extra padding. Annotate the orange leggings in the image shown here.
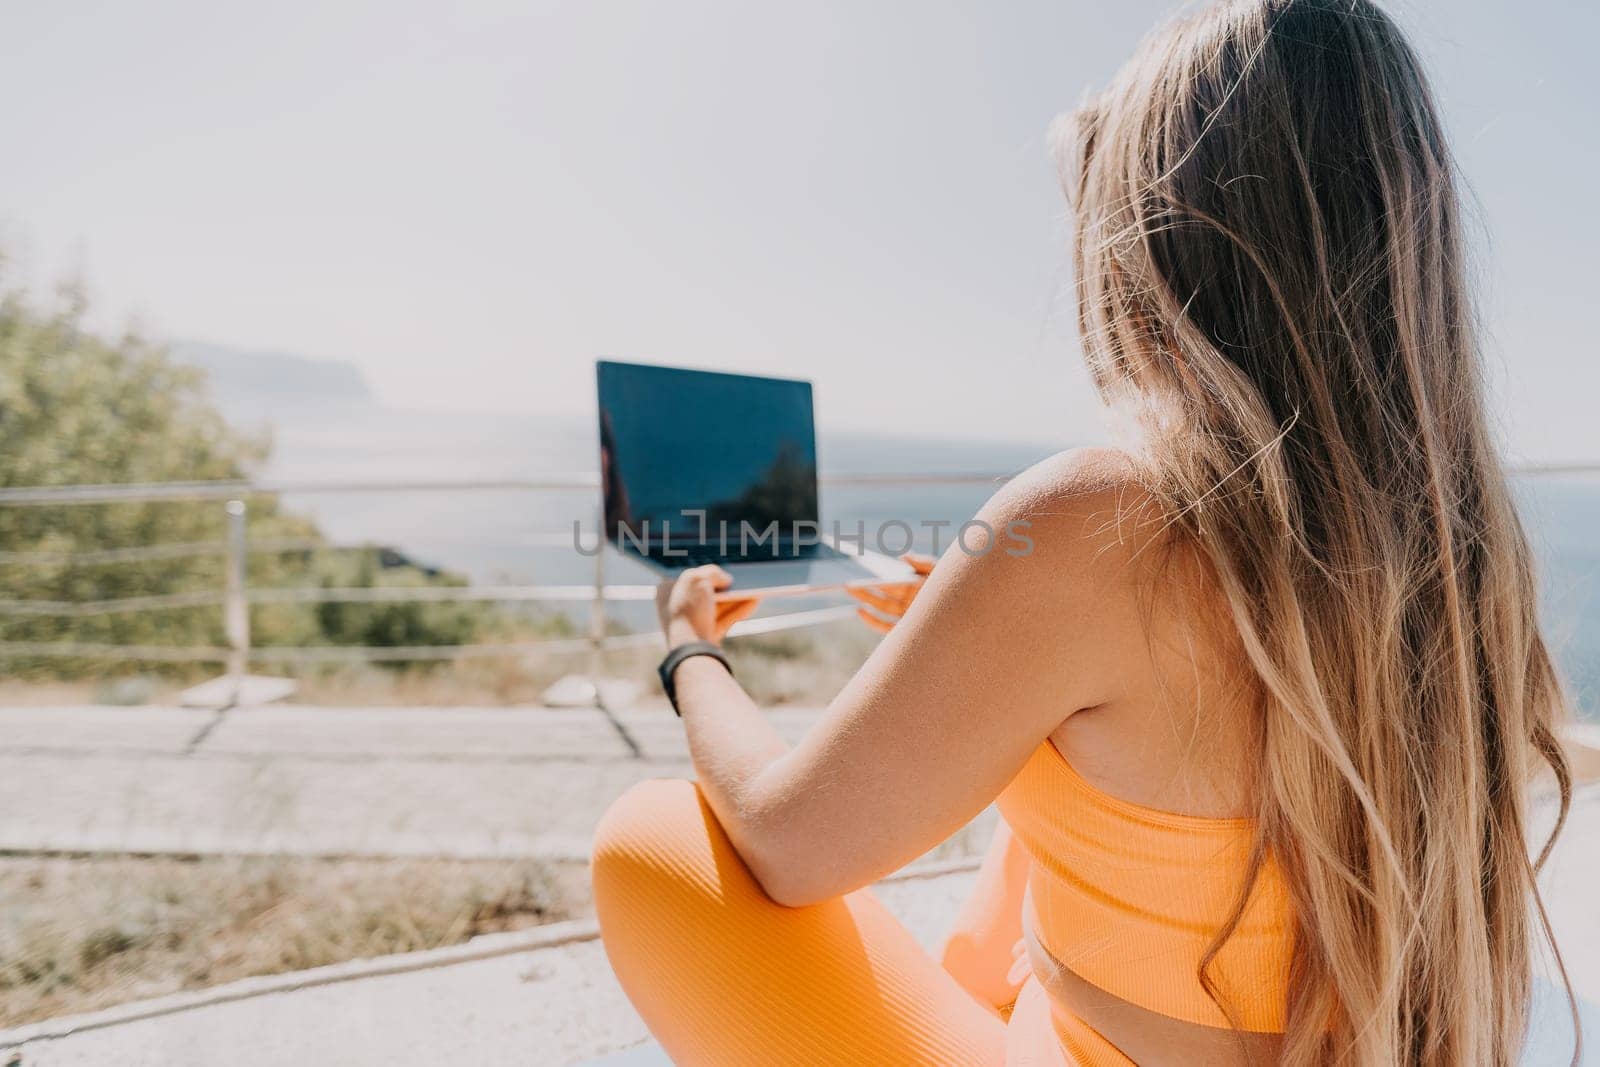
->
[591,778,1056,1066]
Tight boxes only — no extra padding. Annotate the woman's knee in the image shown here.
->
[593,777,707,864]
[591,778,727,922]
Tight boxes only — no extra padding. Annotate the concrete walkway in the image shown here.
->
[5,705,1600,1065]
[0,703,821,860]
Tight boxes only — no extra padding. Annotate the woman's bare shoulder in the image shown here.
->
[981,446,1166,563]
[994,449,1237,657]
[913,446,1183,716]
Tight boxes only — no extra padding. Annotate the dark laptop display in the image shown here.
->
[597,361,819,559]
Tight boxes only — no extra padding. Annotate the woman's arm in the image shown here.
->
[660,448,1151,906]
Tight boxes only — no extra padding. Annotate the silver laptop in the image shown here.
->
[596,360,914,596]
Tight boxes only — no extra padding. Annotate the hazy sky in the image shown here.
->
[3,1,1595,457]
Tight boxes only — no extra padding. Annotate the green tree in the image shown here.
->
[0,274,482,675]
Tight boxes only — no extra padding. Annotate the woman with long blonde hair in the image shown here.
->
[591,0,1576,1062]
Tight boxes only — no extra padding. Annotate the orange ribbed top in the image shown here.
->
[995,741,1292,1033]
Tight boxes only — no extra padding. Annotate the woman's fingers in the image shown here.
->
[659,566,742,643]
[855,606,894,634]
[698,564,734,591]
[846,584,906,615]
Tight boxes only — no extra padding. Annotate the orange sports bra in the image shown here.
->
[995,740,1293,1034]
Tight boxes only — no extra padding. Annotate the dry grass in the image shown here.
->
[0,679,165,706]
[288,656,584,706]
[0,855,587,1028]
[291,619,880,707]
[723,622,880,705]
[0,619,882,710]
[535,618,880,707]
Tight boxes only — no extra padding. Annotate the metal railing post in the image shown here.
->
[224,499,250,703]
[588,512,607,679]
[587,508,642,757]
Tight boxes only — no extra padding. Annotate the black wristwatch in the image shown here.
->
[657,640,733,716]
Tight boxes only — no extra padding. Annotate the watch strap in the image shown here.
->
[657,640,732,715]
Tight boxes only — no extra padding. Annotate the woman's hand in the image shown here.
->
[656,565,759,648]
[847,553,936,633]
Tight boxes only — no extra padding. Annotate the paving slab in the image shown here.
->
[200,705,639,761]
[0,705,212,756]
[0,704,823,860]
[0,751,700,859]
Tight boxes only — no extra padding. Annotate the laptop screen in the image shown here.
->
[597,361,819,547]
